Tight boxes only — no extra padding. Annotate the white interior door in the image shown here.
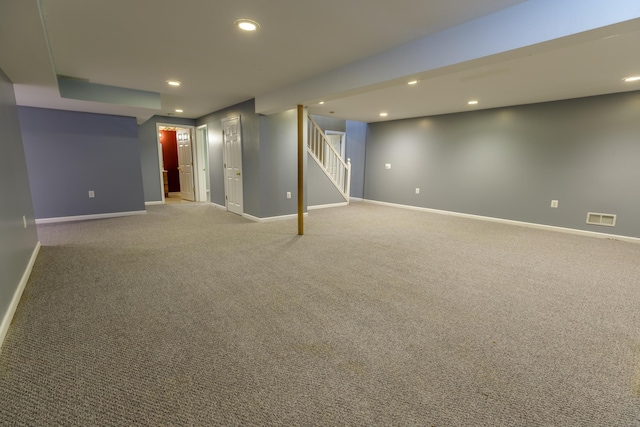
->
[222,116,243,215]
[177,129,195,201]
[324,131,345,181]
[325,131,345,159]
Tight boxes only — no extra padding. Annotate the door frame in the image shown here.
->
[155,123,202,203]
[221,115,243,214]
[195,125,210,202]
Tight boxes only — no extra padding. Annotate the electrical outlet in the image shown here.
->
[89,190,95,198]
[23,215,27,229]
[385,163,391,170]
[551,200,558,208]
[286,192,291,199]
[415,188,420,194]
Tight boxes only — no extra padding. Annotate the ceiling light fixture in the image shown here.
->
[235,19,260,32]
[175,109,183,113]
[380,112,388,117]
[468,100,479,105]
[408,80,419,85]
[167,80,181,87]
[319,101,325,105]
[623,76,640,82]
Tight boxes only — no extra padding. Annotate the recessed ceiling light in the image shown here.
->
[468,100,479,105]
[175,109,183,113]
[408,80,419,85]
[623,76,640,82]
[167,80,181,87]
[380,112,388,117]
[235,19,260,32]
[319,101,325,105]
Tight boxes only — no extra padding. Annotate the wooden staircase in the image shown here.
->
[307,115,351,201]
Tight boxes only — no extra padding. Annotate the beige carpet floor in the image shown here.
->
[1,202,639,426]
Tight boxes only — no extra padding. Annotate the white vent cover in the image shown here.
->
[586,212,616,227]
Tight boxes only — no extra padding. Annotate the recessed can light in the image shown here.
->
[623,76,640,82]
[408,80,419,85]
[175,109,183,113]
[319,101,325,105]
[380,112,388,117]
[167,80,181,87]
[235,19,260,31]
[468,100,479,105]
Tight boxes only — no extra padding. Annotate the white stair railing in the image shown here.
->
[307,116,351,201]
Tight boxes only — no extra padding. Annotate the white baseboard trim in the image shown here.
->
[0,241,41,353]
[308,202,349,210]
[35,210,147,224]
[243,212,309,223]
[211,202,226,210]
[145,201,163,206]
[363,199,640,244]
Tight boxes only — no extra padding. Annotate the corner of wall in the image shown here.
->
[0,242,40,353]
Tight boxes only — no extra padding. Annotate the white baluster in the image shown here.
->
[346,158,351,200]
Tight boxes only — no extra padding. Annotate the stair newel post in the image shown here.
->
[297,104,304,235]
[346,158,352,203]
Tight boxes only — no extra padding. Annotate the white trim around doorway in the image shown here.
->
[195,125,209,203]
[156,123,209,203]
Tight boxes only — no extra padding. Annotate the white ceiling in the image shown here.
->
[1,0,639,124]
[311,26,640,122]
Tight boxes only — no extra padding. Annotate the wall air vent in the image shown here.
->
[586,212,616,227]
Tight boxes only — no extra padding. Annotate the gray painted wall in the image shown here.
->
[0,69,39,332]
[258,109,302,217]
[196,99,261,216]
[364,91,640,238]
[307,153,345,207]
[19,107,145,219]
[138,115,196,202]
[346,120,367,199]
[196,101,306,219]
[310,114,346,133]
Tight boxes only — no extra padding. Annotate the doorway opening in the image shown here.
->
[156,123,208,204]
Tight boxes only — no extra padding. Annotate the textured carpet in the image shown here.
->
[1,202,639,426]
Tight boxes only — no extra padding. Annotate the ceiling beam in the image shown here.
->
[255,0,640,115]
